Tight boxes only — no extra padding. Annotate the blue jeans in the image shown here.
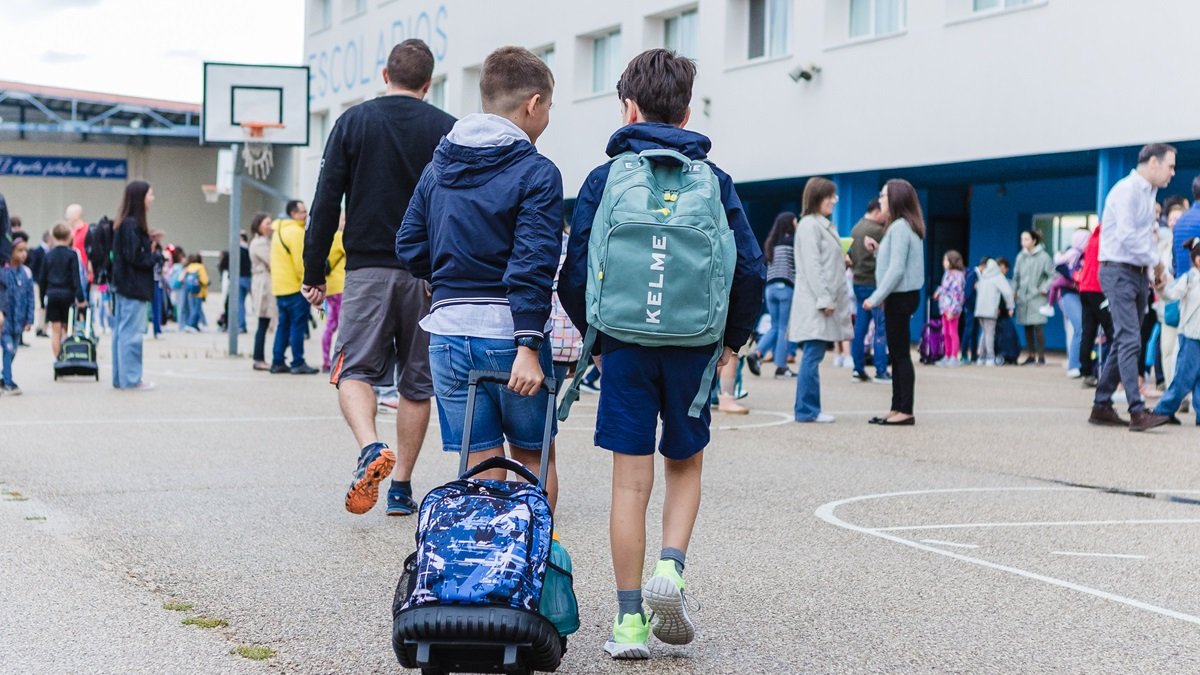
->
[2,332,18,386]
[428,334,556,453]
[762,282,795,369]
[112,294,148,388]
[186,293,205,329]
[1059,292,1083,371]
[151,284,163,337]
[237,276,251,332]
[273,293,309,368]
[1154,335,1200,424]
[852,284,888,376]
[794,340,828,421]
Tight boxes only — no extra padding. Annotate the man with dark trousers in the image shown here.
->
[301,39,456,516]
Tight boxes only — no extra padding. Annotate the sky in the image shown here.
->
[1,0,305,103]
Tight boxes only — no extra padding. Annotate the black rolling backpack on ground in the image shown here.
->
[393,370,578,675]
[54,308,99,381]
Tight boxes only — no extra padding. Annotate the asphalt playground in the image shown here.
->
[3,312,1200,674]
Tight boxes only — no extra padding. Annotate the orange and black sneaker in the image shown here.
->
[344,442,396,514]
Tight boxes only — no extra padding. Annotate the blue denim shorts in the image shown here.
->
[428,334,557,454]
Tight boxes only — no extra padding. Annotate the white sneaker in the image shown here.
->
[796,413,835,424]
[1066,368,1082,379]
[984,360,996,368]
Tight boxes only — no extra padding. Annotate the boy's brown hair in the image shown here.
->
[387,39,435,91]
[51,221,71,242]
[616,48,695,125]
[480,46,553,114]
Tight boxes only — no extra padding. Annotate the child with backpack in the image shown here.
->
[183,253,209,332]
[558,49,766,660]
[933,250,966,366]
[38,222,86,359]
[394,46,563,508]
[1153,237,1200,424]
[974,258,1015,366]
[2,235,34,394]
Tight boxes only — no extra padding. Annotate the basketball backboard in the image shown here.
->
[202,63,310,146]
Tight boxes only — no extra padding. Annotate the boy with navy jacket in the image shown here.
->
[558,49,765,660]
[395,46,564,508]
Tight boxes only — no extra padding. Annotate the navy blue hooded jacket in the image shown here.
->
[559,123,766,351]
[395,114,564,338]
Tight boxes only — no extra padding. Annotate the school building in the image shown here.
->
[301,0,1200,349]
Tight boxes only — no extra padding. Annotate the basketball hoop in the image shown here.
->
[240,122,283,180]
[201,183,220,204]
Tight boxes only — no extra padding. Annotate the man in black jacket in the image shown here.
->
[0,192,12,337]
[301,39,456,517]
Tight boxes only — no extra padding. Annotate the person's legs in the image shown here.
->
[1023,325,1036,361]
[610,452,654,593]
[285,295,308,368]
[1095,266,1148,413]
[871,303,889,377]
[943,314,960,359]
[1061,293,1082,371]
[1035,325,1047,361]
[1154,336,1198,417]
[772,285,794,370]
[151,285,162,337]
[1162,323,1179,389]
[253,317,269,363]
[1,332,16,385]
[852,284,873,374]
[237,276,250,332]
[980,318,996,362]
[272,297,290,367]
[885,292,918,416]
[793,340,826,421]
[50,321,64,359]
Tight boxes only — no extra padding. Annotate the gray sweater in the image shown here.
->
[866,218,925,306]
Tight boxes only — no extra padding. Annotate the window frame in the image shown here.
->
[746,0,791,62]
[848,0,907,41]
[663,7,700,59]
[589,28,623,95]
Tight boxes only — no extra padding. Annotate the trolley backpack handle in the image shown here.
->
[458,369,558,489]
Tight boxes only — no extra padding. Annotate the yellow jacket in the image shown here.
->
[270,219,305,296]
[185,261,210,299]
[326,231,347,295]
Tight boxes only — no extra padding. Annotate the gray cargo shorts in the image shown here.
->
[330,267,433,400]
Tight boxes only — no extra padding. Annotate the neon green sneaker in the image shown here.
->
[643,560,695,645]
[602,612,651,659]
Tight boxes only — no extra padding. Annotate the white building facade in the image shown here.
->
[301,0,1200,349]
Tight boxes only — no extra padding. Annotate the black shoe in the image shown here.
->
[1036,357,1046,367]
[1021,356,1036,366]
[269,363,289,374]
[1088,405,1128,427]
[746,352,762,377]
[878,416,915,426]
[774,367,796,379]
[35,329,48,338]
[851,370,871,383]
[1130,410,1170,432]
[290,364,320,375]
[1166,415,1182,426]
[1082,376,1099,388]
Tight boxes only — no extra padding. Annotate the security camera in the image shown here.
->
[788,64,822,83]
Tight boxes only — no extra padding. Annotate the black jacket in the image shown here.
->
[111,218,156,301]
[38,246,85,304]
[305,95,456,284]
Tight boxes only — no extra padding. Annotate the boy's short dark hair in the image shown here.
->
[480,46,553,114]
[616,49,695,125]
[387,39,435,91]
[1138,142,1176,165]
[866,198,881,213]
[52,222,71,242]
[285,200,304,219]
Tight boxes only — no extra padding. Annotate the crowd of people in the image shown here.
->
[2,38,1198,667]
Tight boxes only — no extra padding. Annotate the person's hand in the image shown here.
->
[508,346,544,396]
[301,284,326,306]
[862,299,874,311]
[864,236,879,252]
[717,345,736,367]
[822,307,835,317]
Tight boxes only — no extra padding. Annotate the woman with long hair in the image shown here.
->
[247,212,276,371]
[760,211,798,378]
[863,179,926,425]
[1013,229,1054,365]
[789,178,853,423]
[110,180,157,390]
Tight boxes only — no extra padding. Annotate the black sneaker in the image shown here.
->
[774,367,796,379]
[1,383,20,396]
[269,363,289,374]
[746,352,762,377]
[851,370,871,383]
[290,363,320,375]
[1082,375,1099,388]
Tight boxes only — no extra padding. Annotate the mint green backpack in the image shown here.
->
[557,149,736,421]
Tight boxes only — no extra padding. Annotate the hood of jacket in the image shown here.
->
[433,113,537,188]
[981,260,1002,279]
[605,122,712,161]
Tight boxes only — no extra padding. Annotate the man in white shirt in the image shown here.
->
[1090,143,1175,432]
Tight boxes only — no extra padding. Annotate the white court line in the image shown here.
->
[878,518,1200,532]
[0,415,348,427]
[816,487,1200,628]
[1052,551,1148,560]
[920,539,980,549]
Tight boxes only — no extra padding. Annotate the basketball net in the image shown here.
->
[240,123,281,180]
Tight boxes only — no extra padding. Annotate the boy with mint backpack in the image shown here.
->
[558,49,765,660]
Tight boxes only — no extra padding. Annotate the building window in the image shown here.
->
[429,77,447,111]
[461,65,482,115]
[591,29,622,93]
[534,45,556,73]
[343,0,366,18]
[849,0,905,39]
[664,8,700,58]
[974,0,1033,11]
[747,0,790,60]
[311,0,332,31]
[311,111,330,150]
[1032,212,1097,255]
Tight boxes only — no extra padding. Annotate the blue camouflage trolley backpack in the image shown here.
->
[558,148,736,421]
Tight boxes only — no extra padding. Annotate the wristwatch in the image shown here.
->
[515,335,544,351]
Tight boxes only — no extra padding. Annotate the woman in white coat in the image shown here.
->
[789,177,854,423]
